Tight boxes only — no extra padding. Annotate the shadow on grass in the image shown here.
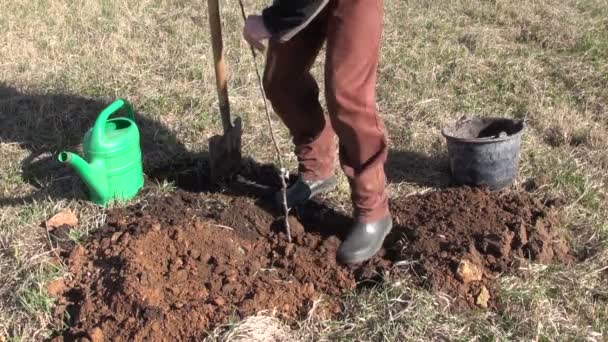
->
[0,84,294,210]
[0,84,204,206]
[386,149,451,188]
[0,83,451,208]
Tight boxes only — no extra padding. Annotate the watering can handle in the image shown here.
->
[92,99,136,143]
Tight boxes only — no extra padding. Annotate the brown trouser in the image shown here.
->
[263,0,388,223]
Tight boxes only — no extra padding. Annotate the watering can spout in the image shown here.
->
[58,152,108,202]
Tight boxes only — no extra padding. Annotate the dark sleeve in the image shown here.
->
[262,0,329,42]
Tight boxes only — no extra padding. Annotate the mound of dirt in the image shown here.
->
[392,187,573,309]
[51,186,572,340]
[52,191,389,341]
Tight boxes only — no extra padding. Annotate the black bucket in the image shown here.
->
[442,117,525,190]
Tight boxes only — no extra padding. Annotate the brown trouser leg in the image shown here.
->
[263,13,336,181]
[263,0,389,223]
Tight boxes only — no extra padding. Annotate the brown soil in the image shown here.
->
[51,181,572,341]
[391,187,573,310]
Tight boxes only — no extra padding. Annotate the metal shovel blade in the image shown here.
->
[208,116,242,182]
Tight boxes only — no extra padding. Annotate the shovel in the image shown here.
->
[207,0,242,182]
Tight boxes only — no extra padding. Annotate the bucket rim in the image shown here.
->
[441,117,526,144]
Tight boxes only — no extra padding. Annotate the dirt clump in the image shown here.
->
[53,192,369,341]
[52,186,572,340]
[46,278,66,298]
[391,187,573,309]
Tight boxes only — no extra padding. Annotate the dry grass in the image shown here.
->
[206,314,297,342]
[1,0,607,340]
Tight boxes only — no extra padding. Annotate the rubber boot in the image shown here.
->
[276,175,338,209]
[337,215,393,264]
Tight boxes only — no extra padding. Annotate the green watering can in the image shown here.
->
[58,99,144,205]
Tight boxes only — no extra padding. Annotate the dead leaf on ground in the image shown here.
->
[46,209,78,230]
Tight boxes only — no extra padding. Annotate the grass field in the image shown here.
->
[1,0,607,340]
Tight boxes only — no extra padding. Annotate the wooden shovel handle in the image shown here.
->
[208,0,231,133]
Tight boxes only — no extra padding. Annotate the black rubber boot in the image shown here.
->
[337,215,393,264]
[276,176,338,209]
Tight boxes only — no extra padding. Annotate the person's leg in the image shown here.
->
[263,13,335,182]
[325,0,389,223]
[325,0,391,264]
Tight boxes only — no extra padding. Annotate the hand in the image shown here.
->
[243,15,271,52]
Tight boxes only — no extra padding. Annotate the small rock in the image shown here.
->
[110,232,123,242]
[171,229,183,242]
[303,236,316,248]
[476,286,490,308]
[143,306,163,320]
[189,249,201,260]
[221,283,235,293]
[69,245,86,266]
[150,321,161,332]
[119,233,131,244]
[214,265,227,275]
[45,209,78,230]
[174,270,188,282]
[456,259,483,283]
[46,278,66,297]
[88,327,104,342]
[304,282,315,297]
[206,280,222,292]
[498,131,508,138]
[223,268,237,277]
[282,303,290,311]
[151,223,161,232]
[170,257,184,271]
[201,253,212,264]
[185,256,197,270]
[251,261,262,270]
[213,297,226,306]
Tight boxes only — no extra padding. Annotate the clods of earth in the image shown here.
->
[49,180,572,341]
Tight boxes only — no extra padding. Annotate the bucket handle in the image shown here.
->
[92,99,136,145]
